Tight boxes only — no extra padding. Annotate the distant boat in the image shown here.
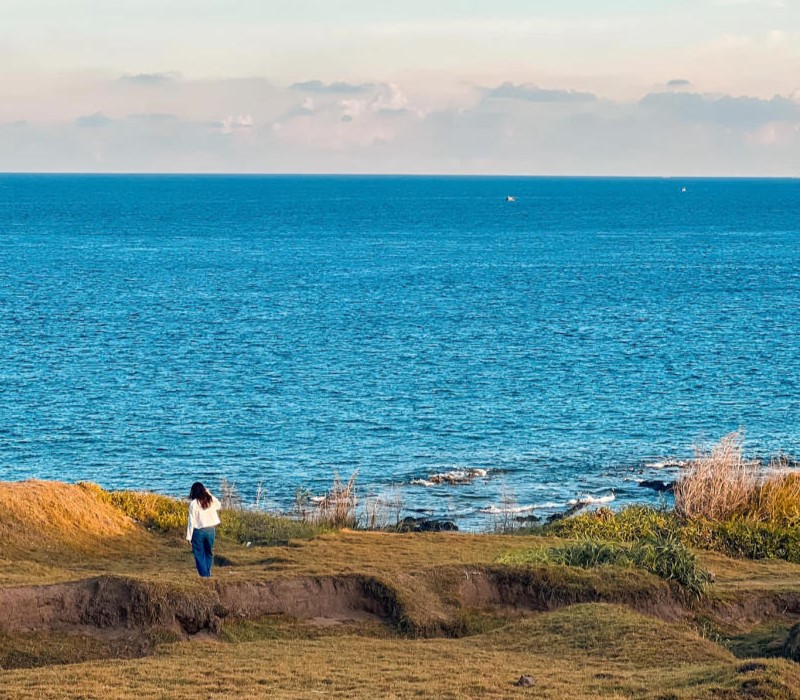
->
[681,187,687,193]
[506,196,516,202]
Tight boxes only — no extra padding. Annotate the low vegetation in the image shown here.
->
[674,432,800,526]
[4,602,800,699]
[500,531,711,598]
[3,432,800,698]
[547,432,800,566]
[79,479,337,546]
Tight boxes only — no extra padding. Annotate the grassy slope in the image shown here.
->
[3,481,800,699]
[4,606,800,700]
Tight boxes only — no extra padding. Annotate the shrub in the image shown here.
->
[92,485,326,545]
[500,533,711,598]
[547,506,678,542]
[107,490,187,534]
[219,509,323,546]
[685,518,800,562]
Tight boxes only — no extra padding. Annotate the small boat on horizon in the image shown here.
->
[506,195,516,202]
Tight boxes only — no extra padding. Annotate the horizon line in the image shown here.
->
[1,171,799,180]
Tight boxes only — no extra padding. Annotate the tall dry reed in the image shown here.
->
[673,432,760,520]
[312,472,359,529]
[746,465,800,527]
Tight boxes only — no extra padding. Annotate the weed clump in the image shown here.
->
[500,532,711,599]
[674,431,800,526]
[674,432,760,521]
[105,490,188,533]
[294,472,359,529]
[548,506,677,542]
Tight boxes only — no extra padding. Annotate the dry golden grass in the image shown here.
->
[3,604,799,700]
[675,432,800,528]
[747,471,800,527]
[674,432,760,521]
[0,480,152,559]
[4,480,800,698]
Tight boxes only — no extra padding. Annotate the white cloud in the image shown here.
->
[3,75,800,175]
[220,114,254,134]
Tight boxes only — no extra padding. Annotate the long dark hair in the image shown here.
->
[189,482,212,509]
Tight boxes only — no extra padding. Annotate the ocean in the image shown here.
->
[1,174,799,527]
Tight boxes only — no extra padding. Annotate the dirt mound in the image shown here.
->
[0,481,145,556]
[0,577,221,636]
[457,565,686,621]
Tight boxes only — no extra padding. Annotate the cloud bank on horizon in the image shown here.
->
[1,0,799,175]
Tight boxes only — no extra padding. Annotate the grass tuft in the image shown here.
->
[500,532,711,599]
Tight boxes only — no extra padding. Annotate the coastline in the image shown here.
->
[3,474,800,698]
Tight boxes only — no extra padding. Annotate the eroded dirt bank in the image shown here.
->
[4,565,800,641]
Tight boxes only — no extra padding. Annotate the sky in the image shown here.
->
[1,0,799,175]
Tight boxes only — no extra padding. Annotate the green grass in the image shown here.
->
[5,604,800,699]
[547,506,800,565]
[5,481,800,698]
[500,531,712,598]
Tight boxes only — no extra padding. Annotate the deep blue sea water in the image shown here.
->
[1,175,799,526]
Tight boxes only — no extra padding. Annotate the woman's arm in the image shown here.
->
[186,500,196,541]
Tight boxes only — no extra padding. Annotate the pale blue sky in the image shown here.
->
[1,0,798,173]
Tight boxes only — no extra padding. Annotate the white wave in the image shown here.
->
[568,493,616,506]
[644,460,688,469]
[411,468,489,486]
[480,502,562,515]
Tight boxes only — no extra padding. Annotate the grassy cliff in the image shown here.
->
[2,478,800,699]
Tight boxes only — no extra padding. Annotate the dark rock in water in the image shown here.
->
[545,502,587,524]
[396,516,459,533]
[638,479,674,493]
[513,514,541,524]
[513,675,536,687]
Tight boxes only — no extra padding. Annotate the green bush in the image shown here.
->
[546,504,800,566]
[547,506,679,542]
[685,519,800,562]
[107,490,188,533]
[500,532,711,599]
[82,485,326,545]
[219,510,324,546]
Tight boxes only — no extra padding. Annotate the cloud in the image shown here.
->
[5,76,800,176]
[219,114,254,134]
[291,80,375,94]
[486,82,597,103]
[667,79,692,88]
[75,112,113,128]
[119,72,181,86]
[126,113,178,123]
[640,91,800,128]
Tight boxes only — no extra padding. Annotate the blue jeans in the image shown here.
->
[191,527,216,578]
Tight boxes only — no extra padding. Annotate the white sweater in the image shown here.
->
[186,495,222,541]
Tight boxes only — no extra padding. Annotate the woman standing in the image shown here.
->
[186,482,222,578]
